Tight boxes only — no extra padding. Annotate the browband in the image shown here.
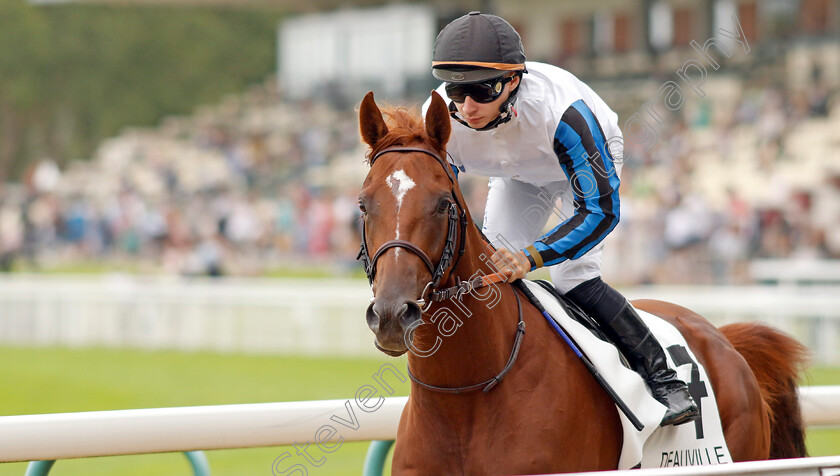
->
[370,147,456,184]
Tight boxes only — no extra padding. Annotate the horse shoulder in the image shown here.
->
[497,304,623,469]
[393,395,467,473]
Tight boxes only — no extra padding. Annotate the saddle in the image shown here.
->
[530,279,629,368]
[531,280,606,339]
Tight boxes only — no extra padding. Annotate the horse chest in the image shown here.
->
[394,386,615,475]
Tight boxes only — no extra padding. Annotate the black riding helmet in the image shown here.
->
[432,11,527,130]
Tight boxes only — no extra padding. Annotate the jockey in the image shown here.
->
[423,11,699,427]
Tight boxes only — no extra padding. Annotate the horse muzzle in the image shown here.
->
[366,299,422,356]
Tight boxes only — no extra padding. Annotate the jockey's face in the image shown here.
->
[451,75,520,130]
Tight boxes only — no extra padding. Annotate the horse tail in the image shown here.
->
[719,322,810,458]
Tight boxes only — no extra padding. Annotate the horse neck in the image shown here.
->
[407,220,521,388]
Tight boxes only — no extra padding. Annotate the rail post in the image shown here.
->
[24,452,210,476]
[23,461,54,476]
[362,440,394,476]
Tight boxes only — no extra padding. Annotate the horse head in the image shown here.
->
[357,91,466,356]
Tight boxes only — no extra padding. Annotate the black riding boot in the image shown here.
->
[601,303,700,426]
[566,277,699,426]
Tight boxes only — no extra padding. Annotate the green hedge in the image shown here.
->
[0,0,285,180]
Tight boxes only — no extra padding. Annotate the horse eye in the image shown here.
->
[437,200,451,214]
[358,202,367,213]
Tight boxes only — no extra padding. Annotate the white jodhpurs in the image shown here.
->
[481,176,605,294]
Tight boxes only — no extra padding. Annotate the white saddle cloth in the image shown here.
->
[522,280,733,469]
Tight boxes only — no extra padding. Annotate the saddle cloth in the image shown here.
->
[521,280,733,469]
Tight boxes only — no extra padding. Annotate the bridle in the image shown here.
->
[357,146,468,311]
[357,144,526,395]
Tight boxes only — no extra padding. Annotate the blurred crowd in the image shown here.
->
[605,75,840,284]
[0,75,838,284]
[0,79,367,277]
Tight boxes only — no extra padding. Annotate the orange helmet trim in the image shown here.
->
[432,61,526,71]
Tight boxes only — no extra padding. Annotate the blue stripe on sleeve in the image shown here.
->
[529,100,620,267]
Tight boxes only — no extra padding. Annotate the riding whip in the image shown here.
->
[513,280,645,432]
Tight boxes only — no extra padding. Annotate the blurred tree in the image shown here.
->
[0,0,50,182]
[0,0,284,181]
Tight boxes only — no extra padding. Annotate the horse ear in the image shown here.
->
[425,91,451,148]
[359,91,389,149]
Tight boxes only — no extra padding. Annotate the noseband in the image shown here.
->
[357,146,468,310]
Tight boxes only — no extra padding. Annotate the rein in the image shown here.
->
[358,145,527,394]
[424,270,508,304]
[407,287,526,394]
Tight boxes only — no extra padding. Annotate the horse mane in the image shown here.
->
[364,105,444,163]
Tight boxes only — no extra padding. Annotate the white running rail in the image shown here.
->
[0,387,837,463]
[1,276,838,362]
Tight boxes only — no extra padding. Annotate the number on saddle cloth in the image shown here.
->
[532,279,631,369]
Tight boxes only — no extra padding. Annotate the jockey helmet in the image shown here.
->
[432,11,527,84]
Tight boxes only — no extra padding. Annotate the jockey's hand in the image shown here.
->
[490,248,531,282]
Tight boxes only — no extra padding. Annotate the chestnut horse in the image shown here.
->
[358,91,808,475]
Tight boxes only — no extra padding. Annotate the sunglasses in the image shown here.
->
[445,75,514,104]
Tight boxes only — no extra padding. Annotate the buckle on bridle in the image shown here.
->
[416,281,435,312]
[455,278,474,300]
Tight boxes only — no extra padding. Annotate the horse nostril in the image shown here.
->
[368,300,420,333]
[366,303,380,332]
[399,301,422,329]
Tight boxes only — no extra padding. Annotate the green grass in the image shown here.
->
[803,366,840,458]
[804,366,840,387]
[0,347,409,476]
[9,259,370,280]
[0,347,837,475]
[9,260,144,275]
